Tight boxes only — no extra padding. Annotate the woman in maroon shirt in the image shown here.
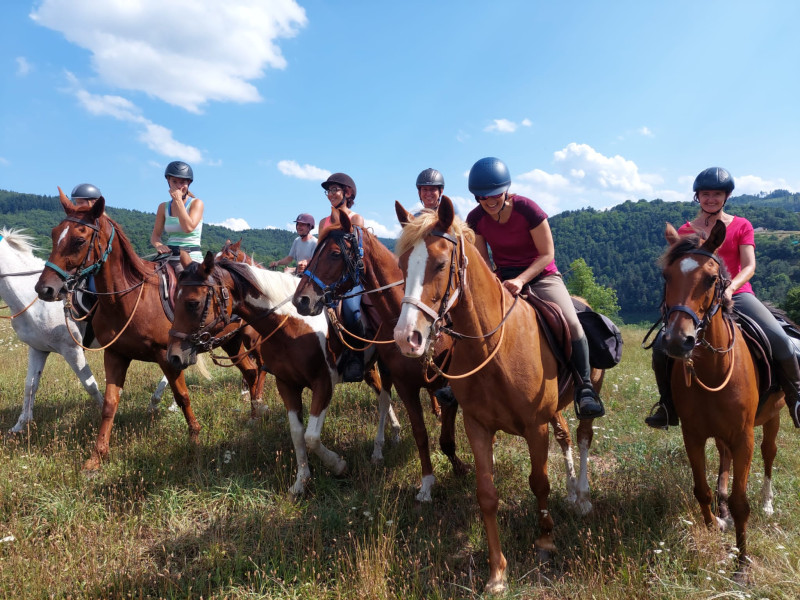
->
[646,167,800,429]
[466,157,605,420]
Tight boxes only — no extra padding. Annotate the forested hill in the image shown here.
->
[550,195,800,322]
[2,189,799,323]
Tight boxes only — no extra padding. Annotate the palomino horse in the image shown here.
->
[167,252,401,497]
[0,227,104,432]
[658,221,783,582]
[34,191,264,471]
[293,211,471,502]
[392,198,565,594]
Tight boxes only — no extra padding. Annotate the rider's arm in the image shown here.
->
[150,203,168,253]
[502,220,555,296]
[728,243,756,297]
[170,195,204,233]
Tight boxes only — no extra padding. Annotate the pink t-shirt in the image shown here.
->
[466,194,558,277]
[678,216,755,295]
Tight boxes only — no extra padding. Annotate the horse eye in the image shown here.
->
[435,260,447,273]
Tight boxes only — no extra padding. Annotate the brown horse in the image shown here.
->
[34,190,264,472]
[293,211,471,502]
[167,252,402,497]
[658,221,783,582]
[392,197,577,594]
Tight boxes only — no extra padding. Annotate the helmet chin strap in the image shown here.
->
[701,205,724,226]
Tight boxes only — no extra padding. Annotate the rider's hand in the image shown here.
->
[502,278,525,296]
[269,261,278,268]
[156,244,169,254]
[296,260,308,273]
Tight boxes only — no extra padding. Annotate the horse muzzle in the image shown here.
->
[292,290,324,317]
[34,278,64,302]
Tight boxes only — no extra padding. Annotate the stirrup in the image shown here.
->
[574,385,605,420]
[645,402,671,430]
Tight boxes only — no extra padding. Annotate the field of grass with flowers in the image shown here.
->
[0,317,798,599]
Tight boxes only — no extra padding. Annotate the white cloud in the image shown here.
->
[15,57,32,76]
[31,0,307,113]
[485,119,518,133]
[638,126,654,137]
[277,160,331,181]
[70,76,202,161]
[521,118,532,127]
[364,218,402,239]
[213,217,251,231]
[734,174,796,196]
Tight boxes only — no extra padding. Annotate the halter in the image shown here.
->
[301,227,366,308]
[662,248,728,335]
[400,229,468,336]
[168,273,239,353]
[44,216,116,288]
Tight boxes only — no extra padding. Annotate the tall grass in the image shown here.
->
[0,318,798,599]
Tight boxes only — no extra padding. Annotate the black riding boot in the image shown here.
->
[571,336,605,419]
[341,319,366,383]
[645,341,678,429]
[776,356,800,428]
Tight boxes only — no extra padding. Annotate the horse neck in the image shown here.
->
[0,243,42,309]
[91,220,150,294]
[361,234,404,315]
[450,241,506,336]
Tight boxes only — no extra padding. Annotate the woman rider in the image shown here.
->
[320,173,366,382]
[465,157,605,420]
[646,167,800,429]
[150,161,204,268]
[415,168,446,212]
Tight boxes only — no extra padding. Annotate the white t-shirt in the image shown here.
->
[289,236,317,263]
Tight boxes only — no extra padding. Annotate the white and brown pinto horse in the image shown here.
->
[392,198,563,594]
[659,221,784,582]
[167,252,400,498]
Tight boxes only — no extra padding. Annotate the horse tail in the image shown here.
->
[192,353,213,380]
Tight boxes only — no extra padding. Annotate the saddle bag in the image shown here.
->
[571,299,624,369]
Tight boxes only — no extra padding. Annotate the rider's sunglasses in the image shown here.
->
[475,192,504,202]
[325,186,343,196]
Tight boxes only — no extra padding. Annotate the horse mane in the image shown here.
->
[0,227,41,258]
[218,260,300,316]
[93,215,151,284]
[661,231,734,313]
[394,210,475,258]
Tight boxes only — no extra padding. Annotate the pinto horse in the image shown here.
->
[167,252,401,497]
[293,211,471,502]
[658,221,784,582]
[392,197,573,594]
[34,191,264,471]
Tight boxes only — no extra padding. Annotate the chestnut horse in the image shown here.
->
[293,211,471,502]
[167,252,401,497]
[658,221,783,582]
[392,198,568,594]
[34,191,264,471]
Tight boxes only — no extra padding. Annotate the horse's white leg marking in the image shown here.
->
[562,444,578,505]
[576,437,593,515]
[416,473,436,503]
[287,410,311,497]
[372,389,394,463]
[11,347,47,433]
[61,344,104,409]
[305,409,347,476]
[680,257,700,274]
[387,404,401,444]
[761,475,775,516]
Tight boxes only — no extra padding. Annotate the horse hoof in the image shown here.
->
[252,402,270,420]
[82,458,102,475]
[484,578,508,595]
[332,458,348,477]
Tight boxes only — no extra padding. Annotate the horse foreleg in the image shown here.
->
[682,432,718,529]
[10,347,48,434]
[759,416,780,516]
[302,380,346,477]
[396,383,434,502]
[526,420,556,558]
[550,411,577,507]
[61,344,104,410]
[729,432,754,583]
[464,415,507,594]
[440,397,469,476]
[286,409,311,499]
[147,376,170,414]
[371,387,394,464]
[714,439,732,526]
[84,351,131,472]
[162,366,201,444]
[575,418,595,515]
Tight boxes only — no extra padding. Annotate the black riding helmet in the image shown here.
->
[468,157,511,198]
[693,167,734,194]
[164,161,194,183]
[416,168,445,190]
[71,183,102,200]
[321,173,357,208]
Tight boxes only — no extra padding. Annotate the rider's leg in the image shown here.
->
[341,287,365,382]
[645,332,678,429]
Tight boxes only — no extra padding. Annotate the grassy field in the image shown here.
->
[0,318,798,599]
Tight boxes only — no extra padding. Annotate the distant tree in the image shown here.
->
[564,258,620,317]
[784,286,800,324]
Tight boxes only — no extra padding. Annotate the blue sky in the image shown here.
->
[2,0,799,238]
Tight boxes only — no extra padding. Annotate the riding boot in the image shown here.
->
[342,319,366,383]
[776,356,800,428]
[645,340,679,429]
[571,336,605,419]
[434,385,457,407]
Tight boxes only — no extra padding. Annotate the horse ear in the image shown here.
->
[702,220,727,253]
[665,222,680,245]
[88,196,106,220]
[338,208,353,232]
[437,195,455,230]
[58,187,75,213]
[231,239,241,252]
[200,251,215,275]
[395,201,412,226]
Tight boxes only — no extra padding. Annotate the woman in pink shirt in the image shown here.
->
[647,167,800,429]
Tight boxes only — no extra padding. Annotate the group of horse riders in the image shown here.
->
[64,158,800,430]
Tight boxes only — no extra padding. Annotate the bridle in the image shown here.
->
[44,216,116,292]
[168,272,240,353]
